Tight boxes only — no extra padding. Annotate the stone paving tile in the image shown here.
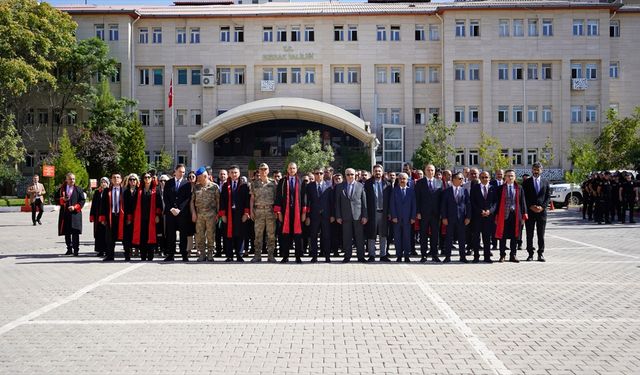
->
[0,323,493,375]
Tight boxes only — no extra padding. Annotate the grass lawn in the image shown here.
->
[0,198,28,207]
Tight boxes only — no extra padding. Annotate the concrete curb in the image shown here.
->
[0,205,60,213]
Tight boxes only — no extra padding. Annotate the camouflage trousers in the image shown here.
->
[253,208,276,260]
[195,215,216,259]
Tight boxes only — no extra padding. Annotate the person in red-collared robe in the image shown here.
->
[89,177,110,257]
[54,173,86,256]
[101,173,126,262]
[132,173,163,261]
[494,170,527,263]
[219,165,250,262]
[274,162,307,263]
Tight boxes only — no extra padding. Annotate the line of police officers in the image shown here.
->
[581,171,639,224]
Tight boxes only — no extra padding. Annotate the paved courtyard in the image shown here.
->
[0,208,638,375]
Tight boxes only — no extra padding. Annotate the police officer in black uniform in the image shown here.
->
[620,173,638,223]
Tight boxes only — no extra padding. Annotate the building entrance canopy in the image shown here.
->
[190,97,379,169]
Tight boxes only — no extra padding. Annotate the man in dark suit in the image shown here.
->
[335,168,367,263]
[163,164,193,262]
[54,173,86,256]
[522,162,550,262]
[415,163,444,263]
[440,172,471,263]
[274,162,306,263]
[389,173,416,262]
[494,169,527,263]
[102,173,125,262]
[471,171,497,263]
[220,165,250,262]
[305,167,333,263]
[364,164,391,262]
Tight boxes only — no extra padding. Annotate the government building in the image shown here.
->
[24,0,640,175]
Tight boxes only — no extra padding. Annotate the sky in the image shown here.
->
[46,0,452,6]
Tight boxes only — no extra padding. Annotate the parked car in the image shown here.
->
[550,183,582,208]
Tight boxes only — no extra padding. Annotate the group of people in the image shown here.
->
[54,160,568,264]
[581,171,639,224]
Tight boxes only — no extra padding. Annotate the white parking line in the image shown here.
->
[548,234,640,259]
[408,270,512,375]
[464,318,640,324]
[25,318,450,325]
[108,281,418,286]
[0,263,145,336]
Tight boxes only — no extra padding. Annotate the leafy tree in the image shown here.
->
[54,129,88,189]
[153,148,173,174]
[118,117,147,175]
[84,80,136,144]
[286,130,334,174]
[595,109,640,170]
[342,148,371,172]
[411,117,457,169]
[538,137,555,167]
[74,128,118,179]
[0,114,26,187]
[477,132,511,172]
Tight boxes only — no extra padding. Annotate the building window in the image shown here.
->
[513,106,523,123]
[513,19,524,37]
[153,68,163,85]
[542,106,552,123]
[390,109,401,124]
[333,67,344,84]
[542,19,553,36]
[512,64,523,80]
[191,69,201,85]
[177,151,188,166]
[347,68,359,84]
[455,20,465,37]
[38,109,48,126]
[470,20,480,37]
[139,69,149,85]
[528,19,538,36]
[429,108,440,121]
[527,106,538,123]
[262,68,273,81]
[610,62,619,78]
[262,27,273,42]
[527,63,538,80]
[429,66,439,83]
[542,64,552,80]
[291,68,301,84]
[390,67,401,83]
[139,110,150,126]
[190,28,200,43]
[586,105,598,122]
[469,64,480,81]
[218,68,231,84]
[455,150,465,166]
[415,25,425,41]
[305,26,315,42]
[414,108,425,125]
[429,24,439,41]
[573,20,584,36]
[191,109,201,126]
[469,106,479,123]
[610,103,619,113]
[499,19,509,37]
[234,26,244,42]
[383,126,403,172]
[111,64,121,83]
[586,64,598,80]
[333,25,344,41]
[153,110,164,127]
[25,109,34,126]
[277,68,287,84]
[234,68,245,84]
[176,28,186,44]
[25,152,35,168]
[498,64,508,80]
[454,106,465,123]
[377,108,387,125]
[498,106,509,123]
[109,24,119,41]
[376,67,387,83]
[610,20,620,37]
[139,28,148,44]
[469,150,479,166]
[176,110,186,126]
[587,19,599,36]
[527,149,538,165]
[289,26,300,42]
[512,149,523,166]
[305,68,315,84]
[152,27,162,44]
[95,24,105,40]
[220,26,230,42]
[390,25,401,41]
[414,67,425,84]
[377,25,386,41]
[277,27,287,42]
[454,64,465,81]
[66,111,76,126]
[347,25,358,41]
[571,64,583,79]
[177,69,188,85]
[571,106,582,123]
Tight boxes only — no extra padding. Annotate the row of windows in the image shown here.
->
[497,63,553,81]
[24,109,76,126]
[455,149,545,167]
[571,105,600,123]
[496,105,553,124]
[455,18,620,38]
[138,109,202,127]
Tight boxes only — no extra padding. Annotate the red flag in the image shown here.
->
[168,77,173,108]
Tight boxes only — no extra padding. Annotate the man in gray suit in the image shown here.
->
[335,168,368,263]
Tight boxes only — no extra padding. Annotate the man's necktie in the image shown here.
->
[535,178,540,194]
[483,185,487,199]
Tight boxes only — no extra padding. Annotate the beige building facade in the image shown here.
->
[23,0,640,174]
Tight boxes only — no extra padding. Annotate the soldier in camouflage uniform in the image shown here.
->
[191,167,220,262]
[250,163,277,262]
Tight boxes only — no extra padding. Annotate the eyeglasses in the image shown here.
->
[314,172,323,175]
[480,176,490,179]
[259,168,268,170]
[346,173,355,176]
[189,175,196,179]
[143,176,151,179]
[128,178,136,181]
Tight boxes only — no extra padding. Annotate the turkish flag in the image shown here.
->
[168,77,173,108]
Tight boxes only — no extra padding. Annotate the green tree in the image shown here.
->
[538,137,556,167]
[0,114,26,187]
[54,129,88,189]
[152,148,173,174]
[342,148,371,172]
[411,117,457,169]
[118,117,147,175]
[595,108,640,170]
[74,128,119,179]
[566,138,598,184]
[477,132,511,172]
[84,80,136,144]
[286,130,334,174]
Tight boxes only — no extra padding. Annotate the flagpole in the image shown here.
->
[170,71,175,165]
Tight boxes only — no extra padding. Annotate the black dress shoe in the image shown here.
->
[37,220,42,225]
[124,256,131,261]
[483,258,493,264]
[225,257,234,262]
[509,257,520,263]
[236,257,244,263]
[472,258,480,264]
[102,257,114,262]
[182,257,189,262]
[33,222,36,226]
[163,256,175,262]
[460,257,469,263]
[357,258,366,263]
[380,256,391,262]
[96,252,104,257]
[64,249,73,256]
[280,258,289,263]
[432,256,441,263]
[324,258,331,263]
[396,257,402,262]
[465,249,472,256]
[404,257,411,263]
[367,257,375,263]
[419,257,428,263]
[310,257,318,263]
[342,258,351,263]
[526,255,534,261]
[498,256,505,263]
[537,255,546,262]
[442,257,451,263]
[295,257,302,264]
